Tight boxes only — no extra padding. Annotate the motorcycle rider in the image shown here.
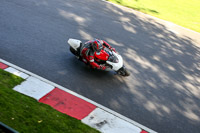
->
[80,39,116,70]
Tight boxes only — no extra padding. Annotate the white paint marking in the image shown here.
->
[13,76,54,100]
[82,108,142,133]
[0,58,157,133]
[5,67,29,79]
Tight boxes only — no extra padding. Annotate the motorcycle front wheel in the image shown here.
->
[117,66,130,76]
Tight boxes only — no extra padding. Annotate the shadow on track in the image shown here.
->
[1,0,200,133]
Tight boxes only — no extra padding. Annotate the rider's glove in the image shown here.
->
[110,47,116,52]
[99,65,106,70]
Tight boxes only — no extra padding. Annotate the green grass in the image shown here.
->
[108,0,200,32]
[0,69,99,133]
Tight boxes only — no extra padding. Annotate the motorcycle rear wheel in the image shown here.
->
[70,46,79,56]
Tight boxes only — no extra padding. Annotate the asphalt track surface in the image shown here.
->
[0,0,200,133]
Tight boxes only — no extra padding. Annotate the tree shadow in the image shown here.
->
[4,0,200,133]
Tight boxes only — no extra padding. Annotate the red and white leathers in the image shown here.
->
[80,39,115,70]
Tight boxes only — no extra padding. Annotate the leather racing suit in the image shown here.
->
[80,40,115,70]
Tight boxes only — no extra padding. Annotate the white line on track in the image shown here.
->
[0,58,157,133]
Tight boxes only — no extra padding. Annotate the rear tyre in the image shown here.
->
[70,46,78,56]
[69,46,82,61]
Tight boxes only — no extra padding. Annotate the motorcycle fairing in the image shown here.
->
[106,51,123,71]
[94,50,109,61]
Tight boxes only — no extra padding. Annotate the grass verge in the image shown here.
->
[0,69,99,133]
[108,0,200,33]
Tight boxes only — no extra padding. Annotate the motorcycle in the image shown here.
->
[68,38,130,76]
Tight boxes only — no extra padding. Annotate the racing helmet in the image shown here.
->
[92,39,103,53]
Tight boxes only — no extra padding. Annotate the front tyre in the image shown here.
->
[123,67,130,76]
[117,66,130,76]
